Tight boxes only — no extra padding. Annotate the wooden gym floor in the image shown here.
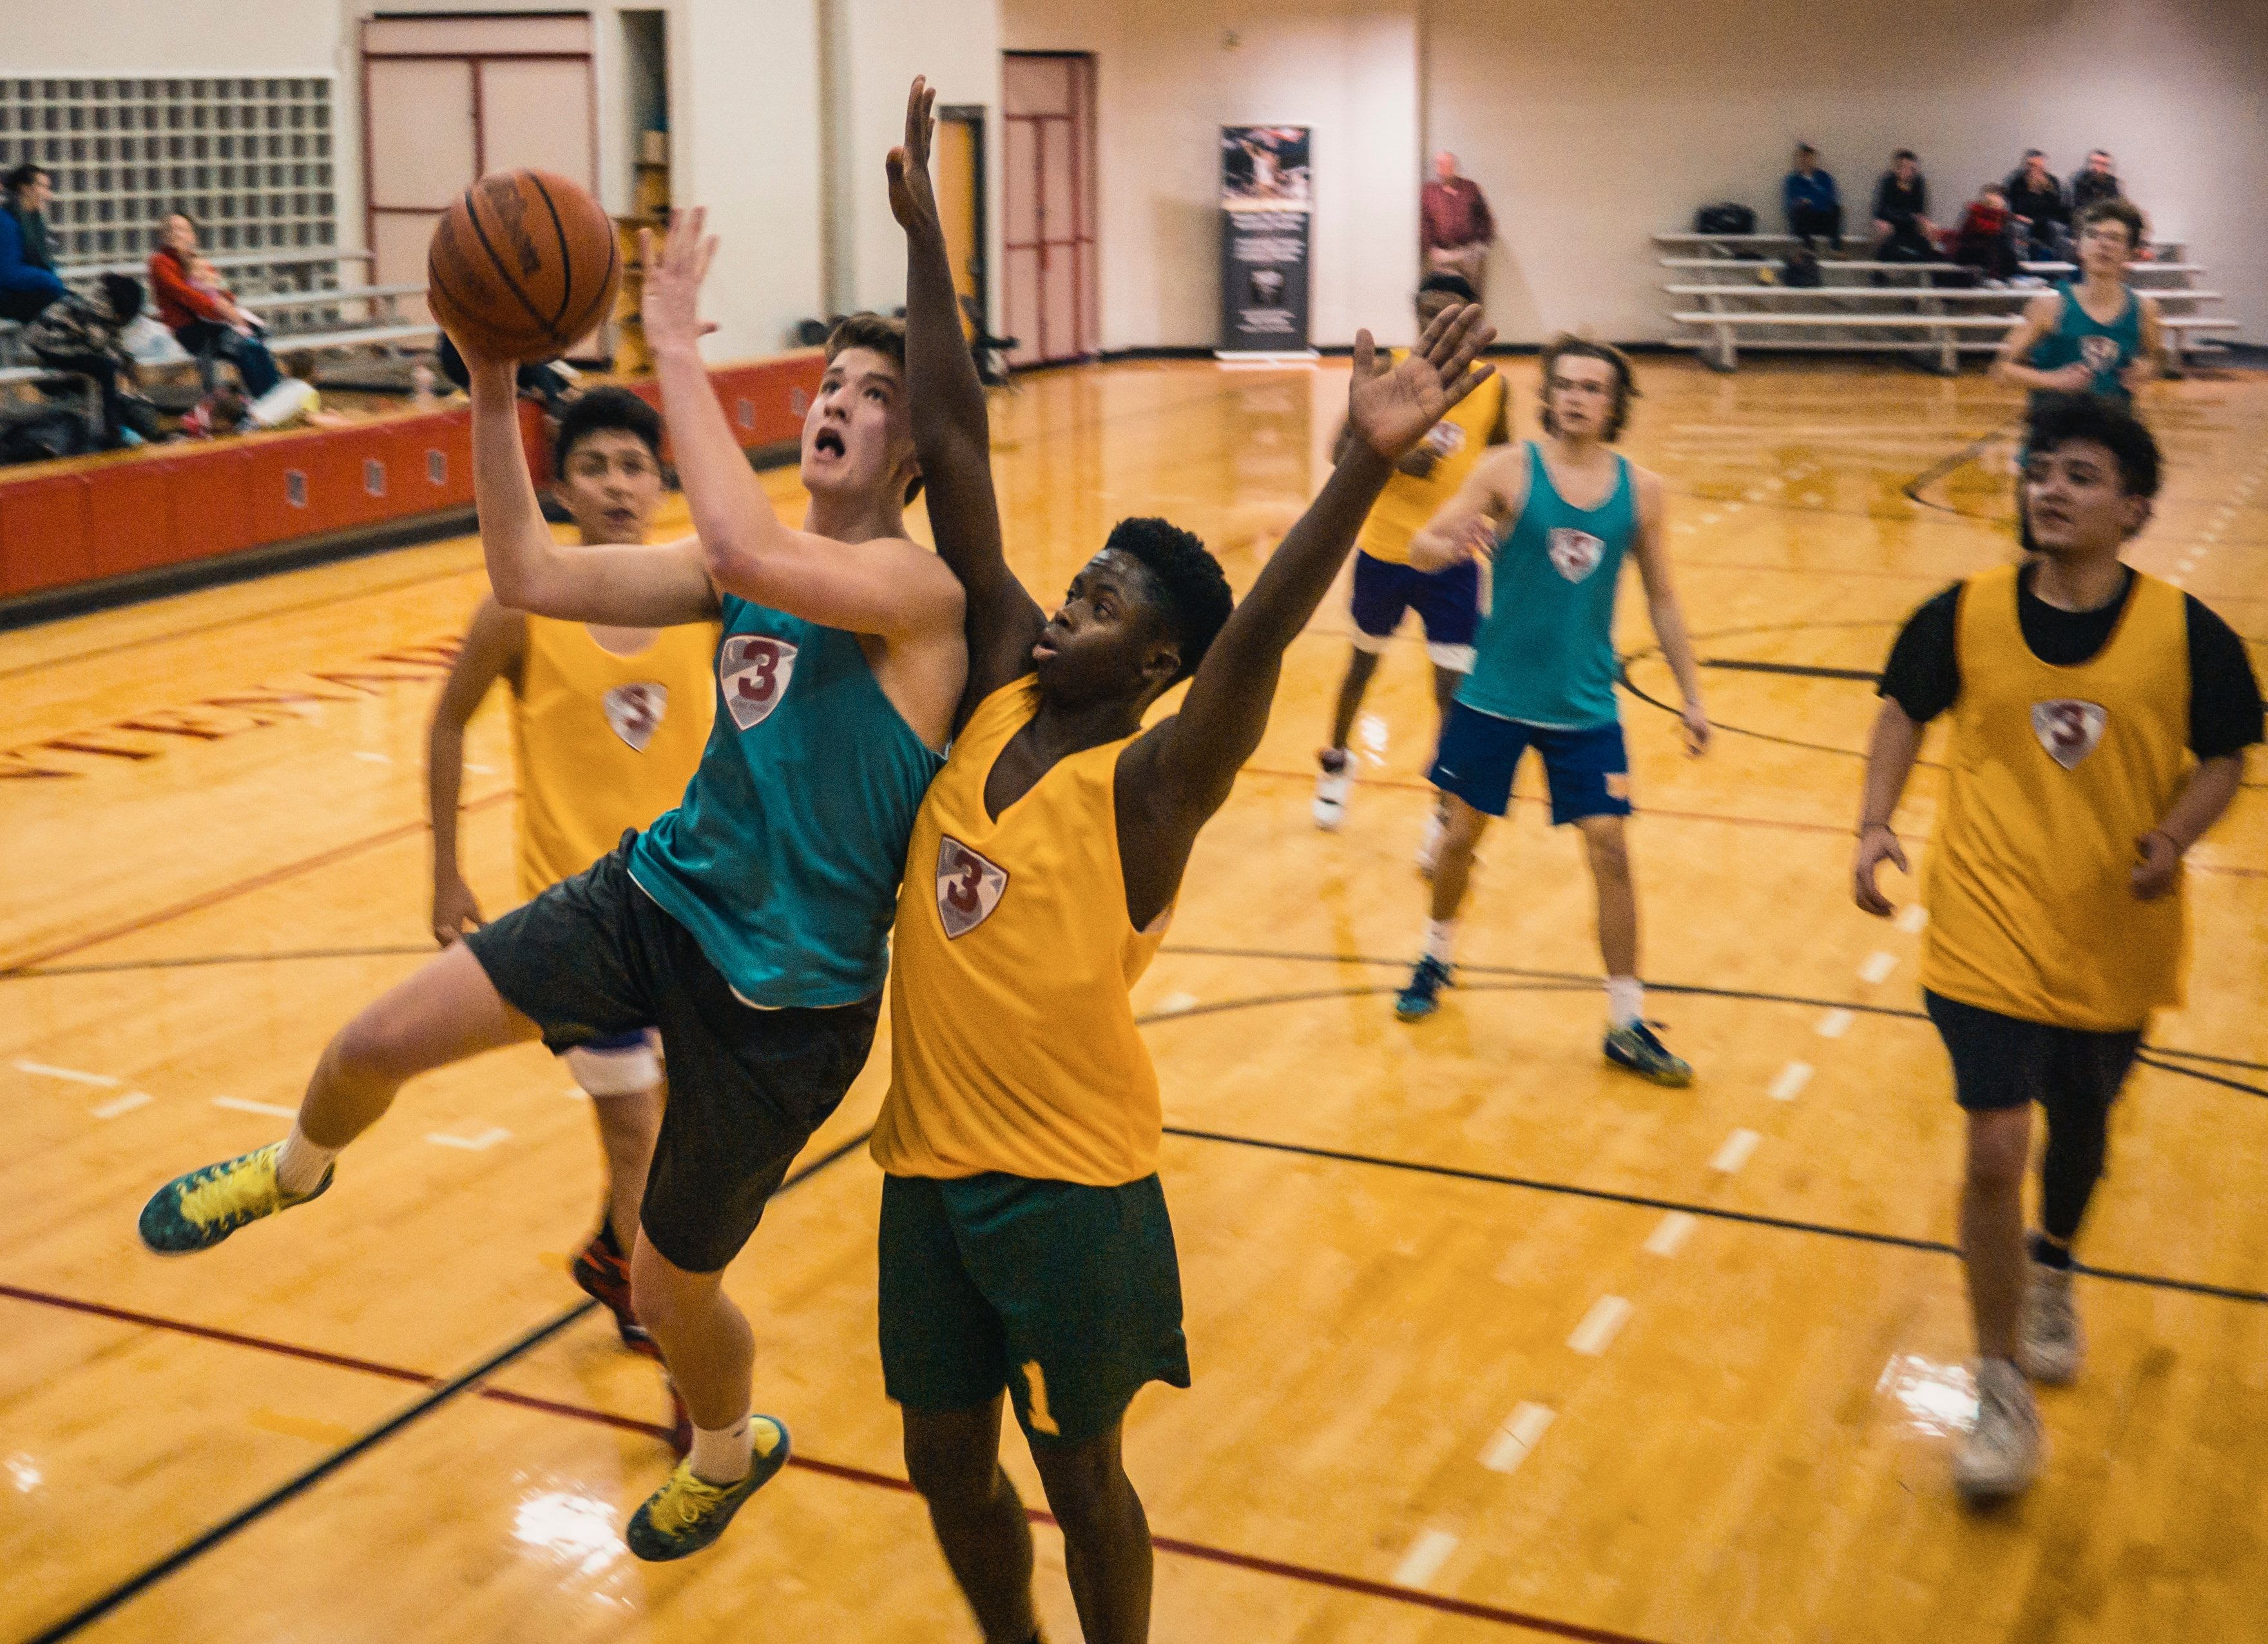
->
[3,354,2265,1644]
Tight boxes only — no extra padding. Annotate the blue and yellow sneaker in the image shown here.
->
[1395,956,1452,1021]
[625,1415,791,1562]
[1604,1021,1693,1087]
[139,1142,333,1254]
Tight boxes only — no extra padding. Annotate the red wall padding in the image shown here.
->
[0,350,823,601]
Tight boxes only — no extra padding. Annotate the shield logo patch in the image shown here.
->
[1546,528,1605,583]
[2032,700,2108,769]
[2081,335,2120,374]
[1423,420,1467,458]
[602,682,668,752]
[720,635,799,730]
[936,836,1008,939]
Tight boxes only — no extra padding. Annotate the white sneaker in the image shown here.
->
[1955,1358,2042,1502]
[2017,1260,2083,1385]
[1313,756,1351,830]
[1415,808,1446,875]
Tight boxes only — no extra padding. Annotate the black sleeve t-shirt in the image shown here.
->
[1879,564,2265,760]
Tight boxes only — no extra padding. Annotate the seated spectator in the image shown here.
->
[2071,149,2122,215]
[22,273,160,448]
[1870,150,1938,262]
[148,211,280,396]
[1782,143,1842,246]
[435,331,577,419]
[0,163,66,324]
[1948,184,2021,284]
[2002,149,2070,262]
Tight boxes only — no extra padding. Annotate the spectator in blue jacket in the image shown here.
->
[1783,144,1842,246]
[1,164,66,324]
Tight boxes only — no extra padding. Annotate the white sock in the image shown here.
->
[689,1413,753,1484]
[1606,975,1644,1028]
[1424,920,1457,964]
[273,1123,339,1195]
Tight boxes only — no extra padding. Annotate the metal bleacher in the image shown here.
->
[1652,232,2238,372]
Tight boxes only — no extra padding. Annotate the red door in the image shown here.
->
[1002,53,1098,367]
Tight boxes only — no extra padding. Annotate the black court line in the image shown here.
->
[1703,658,1881,683]
[1902,424,2016,517]
[1155,1123,2268,1308]
[1151,944,2268,1087]
[26,1126,874,1644]
[1,945,434,980]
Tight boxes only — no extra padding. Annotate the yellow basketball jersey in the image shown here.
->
[871,678,1169,1186]
[512,615,719,898]
[1921,564,2191,1030]
[1356,355,1507,566]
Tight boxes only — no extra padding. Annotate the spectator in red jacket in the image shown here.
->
[149,212,279,395]
[1420,151,1495,301]
[1950,184,2021,284]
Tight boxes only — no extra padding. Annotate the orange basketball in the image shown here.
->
[427,169,621,363]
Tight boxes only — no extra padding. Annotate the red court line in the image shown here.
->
[1,787,516,973]
[0,1278,1671,1644]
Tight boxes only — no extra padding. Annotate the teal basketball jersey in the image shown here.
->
[1458,441,1637,730]
[2027,282,2141,408]
[631,596,944,1008]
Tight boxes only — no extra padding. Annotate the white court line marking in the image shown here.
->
[1153,992,1200,1016]
[1567,1295,1634,1357]
[562,1086,590,1101]
[352,751,392,764]
[1745,488,1766,502]
[2168,575,2185,588]
[1644,1210,1696,1256]
[1700,512,1720,524]
[1896,904,1928,933]
[90,1092,153,1120]
[1858,951,1898,984]
[13,1060,122,1087]
[425,1126,511,1151]
[1392,1528,1461,1589]
[1769,1061,1814,1102]
[213,1096,298,1118]
[465,763,496,775]
[1817,1008,1854,1038]
[1711,1129,1762,1174]
[1479,1402,1557,1473]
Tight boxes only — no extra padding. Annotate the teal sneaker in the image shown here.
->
[625,1415,791,1561]
[1604,1021,1693,1087]
[139,1142,333,1254]
[1396,956,1452,1021]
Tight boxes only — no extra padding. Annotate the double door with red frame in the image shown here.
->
[1002,53,1097,368]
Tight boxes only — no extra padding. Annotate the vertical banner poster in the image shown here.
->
[1219,126,1314,356]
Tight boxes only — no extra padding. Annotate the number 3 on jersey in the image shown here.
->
[720,635,800,729]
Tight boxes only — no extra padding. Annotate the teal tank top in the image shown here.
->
[1457,441,1635,730]
[629,596,945,1008]
[2027,282,2139,408]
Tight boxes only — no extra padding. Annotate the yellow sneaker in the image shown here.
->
[139,1142,332,1254]
[624,1416,790,1562]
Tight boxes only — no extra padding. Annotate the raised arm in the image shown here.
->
[1133,305,1496,821]
[1628,467,1710,753]
[640,207,962,638]
[464,354,716,624]
[889,77,1044,708]
[425,595,524,944]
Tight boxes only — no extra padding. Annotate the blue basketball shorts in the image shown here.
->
[1427,702,1633,825]
[1349,551,1481,670]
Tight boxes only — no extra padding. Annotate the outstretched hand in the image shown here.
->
[1347,303,1498,463]
[887,77,941,237]
[639,207,720,358]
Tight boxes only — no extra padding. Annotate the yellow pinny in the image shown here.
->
[872,678,1169,1187]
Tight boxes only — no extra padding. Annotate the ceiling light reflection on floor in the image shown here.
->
[1875,1353,1977,1437]
[513,1489,624,1580]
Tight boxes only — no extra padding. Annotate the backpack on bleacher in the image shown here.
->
[1695,202,1756,236]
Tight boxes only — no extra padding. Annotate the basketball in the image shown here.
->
[427,168,620,362]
